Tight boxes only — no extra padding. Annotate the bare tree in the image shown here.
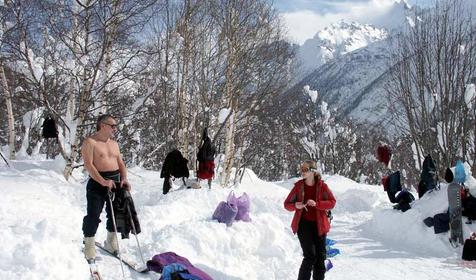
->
[387,0,476,174]
[0,58,15,159]
[208,0,292,186]
[1,0,297,184]
[0,2,15,159]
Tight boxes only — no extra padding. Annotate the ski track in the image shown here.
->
[328,214,476,280]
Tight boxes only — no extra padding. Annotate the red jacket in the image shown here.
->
[284,178,336,236]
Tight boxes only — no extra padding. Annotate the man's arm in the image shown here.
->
[82,138,112,188]
[116,142,130,190]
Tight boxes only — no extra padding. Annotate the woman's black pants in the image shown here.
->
[297,219,326,280]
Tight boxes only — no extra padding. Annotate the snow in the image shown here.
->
[295,20,388,79]
[218,108,230,124]
[288,1,414,128]
[1,159,476,279]
[16,108,44,159]
[303,85,318,103]
[465,84,475,109]
[407,16,416,27]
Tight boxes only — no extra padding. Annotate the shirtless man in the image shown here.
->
[81,114,130,261]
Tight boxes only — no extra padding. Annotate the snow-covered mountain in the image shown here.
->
[289,0,414,128]
[295,21,389,80]
[290,0,476,129]
[1,158,476,279]
[291,38,396,127]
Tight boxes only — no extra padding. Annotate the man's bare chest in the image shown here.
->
[93,142,118,160]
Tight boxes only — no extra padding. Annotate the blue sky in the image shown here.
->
[274,0,434,13]
[274,0,436,44]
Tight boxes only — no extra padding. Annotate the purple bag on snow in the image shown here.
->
[235,192,251,222]
[212,200,238,226]
[146,252,213,280]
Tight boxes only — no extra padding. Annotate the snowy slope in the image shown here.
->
[295,21,388,80]
[1,159,476,280]
[291,38,395,127]
[289,0,476,129]
[289,1,412,127]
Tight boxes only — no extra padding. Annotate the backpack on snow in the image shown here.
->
[393,190,415,212]
[433,212,450,234]
[418,154,438,198]
[146,252,213,280]
[462,236,476,261]
[462,192,476,220]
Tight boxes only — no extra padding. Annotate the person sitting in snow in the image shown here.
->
[81,114,131,261]
[284,160,336,280]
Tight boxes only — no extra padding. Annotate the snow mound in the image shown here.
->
[1,160,475,279]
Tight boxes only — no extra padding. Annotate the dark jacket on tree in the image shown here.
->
[197,136,215,162]
[42,117,58,139]
[197,128,216,162]
[418,154,438,198]
[160,149,190,179]
[197,129,216,180]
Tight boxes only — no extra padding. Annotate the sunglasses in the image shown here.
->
[301,167,310,173]
[103,122,118,129]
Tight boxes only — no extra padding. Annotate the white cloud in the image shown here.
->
[281,0,399,45]
[281,10,332,45]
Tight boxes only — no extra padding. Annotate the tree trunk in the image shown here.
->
[0,59,15,160]
[64,1,93,180]
[221,107,236,187]
[100,0,121,113]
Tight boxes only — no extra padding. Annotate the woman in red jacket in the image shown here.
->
[284,160,336,280]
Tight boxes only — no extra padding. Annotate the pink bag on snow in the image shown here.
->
[235,192,251,222]
[213,191,251,226]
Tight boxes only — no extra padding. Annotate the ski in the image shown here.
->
[325,259,333,271]
[443,258,476,269]
[448,182,464,246]
[95,242,149,273]
[87,259,103,280]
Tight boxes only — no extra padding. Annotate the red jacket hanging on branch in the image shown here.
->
[197,128,216,180]
[376,144,392,167]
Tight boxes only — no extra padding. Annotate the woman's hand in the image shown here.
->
[295,202,306,209]
[306,199,316,207]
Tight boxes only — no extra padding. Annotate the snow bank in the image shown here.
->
[1,161,475,279]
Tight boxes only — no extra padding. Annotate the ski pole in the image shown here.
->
[108,191,126,279]
[125,194,146,267]
[0,151,10,167]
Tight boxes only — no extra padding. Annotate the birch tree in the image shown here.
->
[0,2,15,159]
[210,0,291,186]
